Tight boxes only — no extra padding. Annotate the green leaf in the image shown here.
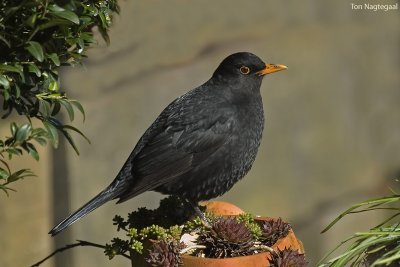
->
[0,159,11,173]
[34,137,47,146]
[59,99,74,121]
[321,195,400,233]
[14,83,21,98]
[0,74,10,88]
[60,125,90,155]
[0,186,14,196]
[0,185,15,196]
[10,122,17,135]
[43,121,59,148]
[63,125,90,144]
[60,128,80,155]
[26,143,39,161]
[7,169,35,183]
[98,25,110,44]
[38,19,72,30]
[70,100,85,121]
[0,35,10,48]
[26,41,44,62]
[0,168,8,179]
[15,124,32,143]
[7,171,23,183]
[48,53,61,66]
[39,99,51,117]
[25,14,37,28]
[85,5,99,15]
[3,89,10,100]
[31,128,47,137]
[51,102,61,116]
[51,9,80,24]
[28,64,41,77]
[98,12,111,27]
[80,32,94,43]
[75,38,84,50]
[0,64,23,75]
[48,4,65,12]
[6,147,22,157]
[48,81,59,92]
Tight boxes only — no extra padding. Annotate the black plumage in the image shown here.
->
[50,52,287,236]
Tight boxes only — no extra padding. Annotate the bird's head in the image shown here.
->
[211,52,287,90]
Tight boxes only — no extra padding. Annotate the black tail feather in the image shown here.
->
[49,188,117,236]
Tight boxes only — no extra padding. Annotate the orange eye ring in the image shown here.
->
[240,66,250,75]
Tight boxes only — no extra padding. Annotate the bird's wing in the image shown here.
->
[116,99,235,203]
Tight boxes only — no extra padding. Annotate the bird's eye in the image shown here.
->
[240,66,250,75]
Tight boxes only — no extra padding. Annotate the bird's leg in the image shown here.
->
[184,199,212,228]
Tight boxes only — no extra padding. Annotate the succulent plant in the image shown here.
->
[197,217,256,258]
[260,218,291,246]
[146,240,185,267]
[269,248,308,267]
[108,197,303,263]
[236,213,263,238]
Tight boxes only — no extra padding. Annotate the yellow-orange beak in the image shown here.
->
[256,64,288,76]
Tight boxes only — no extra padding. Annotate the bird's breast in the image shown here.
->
[230,99,264,164]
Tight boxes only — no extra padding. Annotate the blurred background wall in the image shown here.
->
[1,0,399,266]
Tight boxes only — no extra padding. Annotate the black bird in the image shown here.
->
[50,52,287,236]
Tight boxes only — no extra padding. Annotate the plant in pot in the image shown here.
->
[104,196,307,267]
[32,196,306,266]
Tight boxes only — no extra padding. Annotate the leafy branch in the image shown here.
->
[0,0,119,194]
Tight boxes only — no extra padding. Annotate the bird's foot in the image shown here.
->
[184,199,213,229]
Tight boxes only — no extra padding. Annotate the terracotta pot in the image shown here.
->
[201,200,245,215]
[181,202,305,267]
[132,201,304,267]
[182,252,269,267]
[202,201,304,253]
[182,218,303,266]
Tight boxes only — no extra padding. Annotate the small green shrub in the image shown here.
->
[0,0,119,194]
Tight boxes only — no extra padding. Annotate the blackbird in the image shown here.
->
[50,52,287,236]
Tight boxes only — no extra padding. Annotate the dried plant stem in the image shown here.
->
[31,240,130,267]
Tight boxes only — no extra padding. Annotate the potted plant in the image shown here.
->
[105,197,307,267]
[32,196,307,267]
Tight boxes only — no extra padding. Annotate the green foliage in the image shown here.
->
[104,238,132,260]
[318,194,400,266]
[126,195,197,229]
[236,212,263,238]
[0,0,119,194]
[183,216,206,232]
[106,216,183,259]
[107,196,190,259]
